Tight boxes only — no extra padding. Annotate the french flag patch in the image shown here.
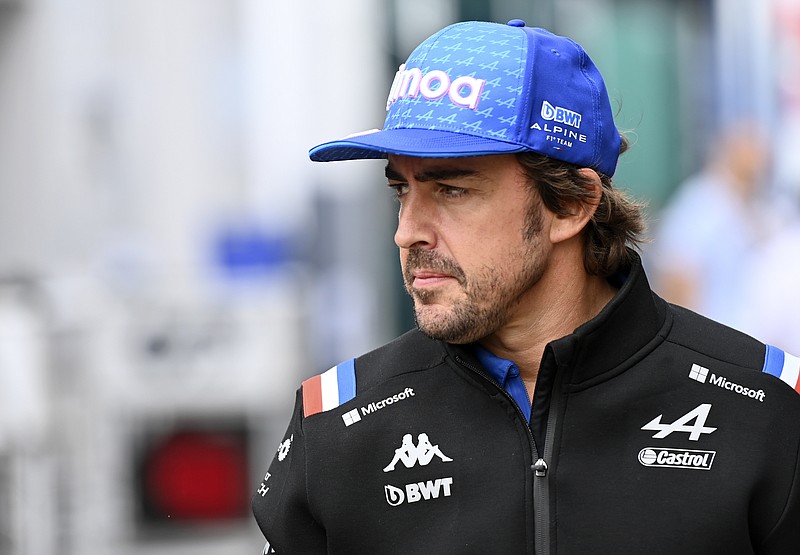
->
[763,345,800,393]
[302,358,357,418]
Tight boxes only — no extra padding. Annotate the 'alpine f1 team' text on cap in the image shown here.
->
[309,19,622,177]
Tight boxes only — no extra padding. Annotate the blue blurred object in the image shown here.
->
[213,226,295,279]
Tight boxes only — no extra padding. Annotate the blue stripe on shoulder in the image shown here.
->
[336,358,356,405]
[763,344,785,378]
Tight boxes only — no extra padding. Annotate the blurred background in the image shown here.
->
[0,0,799,553]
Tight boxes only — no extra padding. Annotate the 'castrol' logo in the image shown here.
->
[386,64,486,111]
[638,447,716,471]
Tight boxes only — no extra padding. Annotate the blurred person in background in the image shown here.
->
[252,20,800,554]
[736,118,800,354]
[740,218,800,353]
[737,140,800,352]
[650,121,773,331]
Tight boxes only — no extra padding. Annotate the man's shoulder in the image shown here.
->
[666,303,800,399]
[666,303,764,365]
[356,328,448,387]
[300,329,447,419]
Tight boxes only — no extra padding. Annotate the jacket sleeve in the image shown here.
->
[252,388,326,553]
[757,426,800,554]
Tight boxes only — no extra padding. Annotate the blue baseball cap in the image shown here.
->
[309,20,622,177]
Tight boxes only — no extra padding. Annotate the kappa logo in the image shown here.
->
[641,403,717,441]
[383,433,453,472]
[381,432,455,507]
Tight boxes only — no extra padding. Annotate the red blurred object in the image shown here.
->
[142,429,249,522]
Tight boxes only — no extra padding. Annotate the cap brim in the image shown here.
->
[309,128,528,162]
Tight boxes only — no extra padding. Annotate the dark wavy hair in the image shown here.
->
[516,135,646,277]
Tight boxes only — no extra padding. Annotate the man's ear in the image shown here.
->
[549,168,602,244]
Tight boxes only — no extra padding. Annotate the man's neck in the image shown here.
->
[477,253,618,399]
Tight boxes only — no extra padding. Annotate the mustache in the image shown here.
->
[404,249,467,285]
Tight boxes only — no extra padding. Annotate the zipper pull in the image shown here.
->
[533,458,548,477]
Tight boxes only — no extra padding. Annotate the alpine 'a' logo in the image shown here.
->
[641,403,717,441]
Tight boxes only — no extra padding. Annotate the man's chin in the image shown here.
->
[414,308,481,344]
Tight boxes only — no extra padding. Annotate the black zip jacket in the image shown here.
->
[252,256,800,554]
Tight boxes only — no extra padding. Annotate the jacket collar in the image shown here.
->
[544,250,668,387]
[442,250,668,388]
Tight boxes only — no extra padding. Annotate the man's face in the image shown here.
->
[386,154,551,344]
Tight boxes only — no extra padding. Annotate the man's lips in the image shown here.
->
[404,249,466,290]
[411,270,457,287]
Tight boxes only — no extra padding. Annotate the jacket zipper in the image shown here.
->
[535,366,564,555]
[454,355,552,555]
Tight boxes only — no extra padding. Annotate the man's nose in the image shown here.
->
[393,189,436,250]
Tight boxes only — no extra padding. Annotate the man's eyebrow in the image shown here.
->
[385,164,480,183]
[385,165,405,182]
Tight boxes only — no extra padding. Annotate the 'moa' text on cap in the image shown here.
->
[386,64,486,111]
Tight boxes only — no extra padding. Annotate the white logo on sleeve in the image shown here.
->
[342,408,361,426]
[342,388,415,427]
[689,363,766,402]
[689,364,709,383]
[256,472,271,497]
[641,403,717,441]
[383,433,453,472]
[277,435,293,461]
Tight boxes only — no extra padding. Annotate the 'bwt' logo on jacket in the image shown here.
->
[384,478,454,506]
[382,432,454,507]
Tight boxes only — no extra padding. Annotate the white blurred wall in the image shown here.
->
[0,0,392,293]
[0,1,395,554]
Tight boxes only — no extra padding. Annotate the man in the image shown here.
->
[651,121,773,331]
[252,20,800,554]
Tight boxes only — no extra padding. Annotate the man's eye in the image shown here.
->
[440,185,467,198]
[388,183,408,199]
